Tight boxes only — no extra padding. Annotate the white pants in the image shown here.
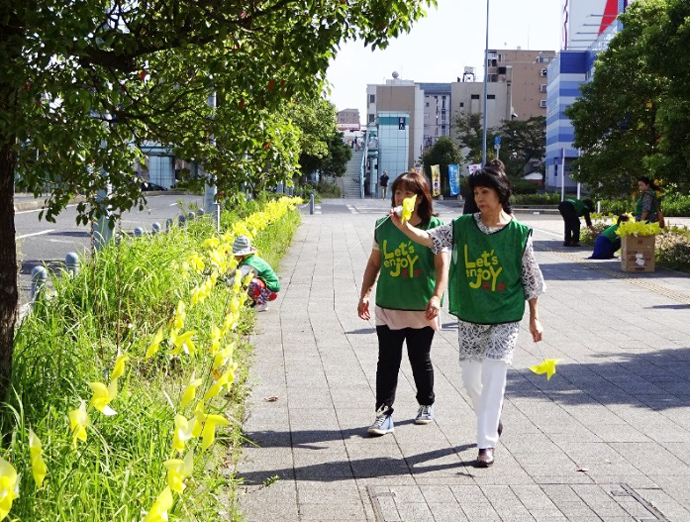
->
[461,359,508,449]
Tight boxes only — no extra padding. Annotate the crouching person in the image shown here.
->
[232,235,280,311]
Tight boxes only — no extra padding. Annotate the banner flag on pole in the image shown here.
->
[431,164,441,197]
[448,164,460,196]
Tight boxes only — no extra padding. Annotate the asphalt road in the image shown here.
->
[15,194,204,305]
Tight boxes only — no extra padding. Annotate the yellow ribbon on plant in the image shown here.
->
[28,429,47,488]
[68,401,89,448]
[188,252,205,273]
[212,343,235,371]
[180,373,203,408]
[209,325,222,355]
[164,449,194,494]
[172,414,195,454]
[203,237,219,249]
[0,457,19,519]
[171,330,197,356]
[143,486,173,522]
[87,379,118,416]
[173,301,186,331]
[111,353,129,380]
[400,194,417,223]
[199,414,230,451]
[202,363,237,402]
[145,327,165,359]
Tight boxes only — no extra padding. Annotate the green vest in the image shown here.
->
[448,215,531,324]
[240,255,280,292]
[375,216,442,311]
[635,190,658,222]
[565,198,588,217]
[601,224,619,242]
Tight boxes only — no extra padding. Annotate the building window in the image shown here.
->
[471,94,480,100]
[369,94,375,103]
[425,102,429,107]
[540,68,547,77]
[459,102,464,107]
[368,114,375,123]
[487,95,496,100]
[539,100,547,108]
[441,99,446,109]
[540,84,547,93]
[536,55,550,63]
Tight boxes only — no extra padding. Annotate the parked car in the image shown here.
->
[141,181,168,191]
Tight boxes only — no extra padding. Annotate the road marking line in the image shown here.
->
[16,229,55,240]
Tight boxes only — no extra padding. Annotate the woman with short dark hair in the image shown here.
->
[358,171,449,436]
[389,166,546,468]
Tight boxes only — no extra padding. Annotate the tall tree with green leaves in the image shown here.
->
[565,0,669,198]
[0,0,437,399]
[452,112,499,165]
[497,116,546,178]
[645,0,690,184]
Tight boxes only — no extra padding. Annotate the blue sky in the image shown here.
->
[326,0,563,118]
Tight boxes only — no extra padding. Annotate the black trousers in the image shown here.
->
[375,325,435,416]
[558,201,581,245]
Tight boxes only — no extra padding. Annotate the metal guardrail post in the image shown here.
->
[187,211,195,221]
[309,193,315,215]
[152,222,161,234]
[165,218,174,231]
[178,214,186,226]
[65,253,79,277]
[31,266,48,301]
[134,227,145,237]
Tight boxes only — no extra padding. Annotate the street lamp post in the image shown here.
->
[481,0,490,167]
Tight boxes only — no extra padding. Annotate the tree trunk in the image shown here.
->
[0,138,17,403]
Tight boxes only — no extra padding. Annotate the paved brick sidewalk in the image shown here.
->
[237,198,690,522]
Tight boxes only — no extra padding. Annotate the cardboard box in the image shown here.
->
[621,235,655,272]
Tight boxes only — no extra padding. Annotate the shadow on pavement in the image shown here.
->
[238,442,475,484]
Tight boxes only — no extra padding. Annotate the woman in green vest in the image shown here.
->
[358,171,449,436]
[635,177,660,223]
[389,163,545,467]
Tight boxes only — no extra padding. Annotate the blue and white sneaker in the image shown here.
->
[368,412,394,436]
[414,404,434,425]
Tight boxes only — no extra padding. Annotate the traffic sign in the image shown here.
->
[494,136,501,145]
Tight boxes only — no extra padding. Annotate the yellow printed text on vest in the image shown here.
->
[382,239,420,278]
[464,245,503,291]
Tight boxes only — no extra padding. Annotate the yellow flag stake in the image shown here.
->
[529,342,561,381]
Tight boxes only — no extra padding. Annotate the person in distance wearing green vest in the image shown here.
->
[232,235,280,312]
[557,197,596,247]
[389,163,546,468]
[635,176,661,223]
[358,171,449,436]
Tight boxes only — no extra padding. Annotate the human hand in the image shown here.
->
[358,296,371,320]
[530,318,543,343]
[389,208,403,229]
[425,296,441,320]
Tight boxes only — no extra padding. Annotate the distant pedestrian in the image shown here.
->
[589,214,631,259]
[358,171,448,436]
[389,164,545,468]
[557,198,595,247]
[380,171,390,200]
[231,235,280,312]
[635,176,660,223]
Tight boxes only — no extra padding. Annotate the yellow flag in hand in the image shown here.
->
[529,359,561,380]
[400,194,417,223]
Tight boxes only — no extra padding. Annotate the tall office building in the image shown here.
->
[418,83,452,150]
[486,49,556,120]
[366,73,425,181]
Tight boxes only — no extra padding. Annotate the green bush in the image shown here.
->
[510,193,561,205]
[2,199,301,522]
[597,192,690,217]
[317,180,342,199]
[656,225,690,271]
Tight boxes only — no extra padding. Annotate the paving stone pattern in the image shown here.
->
[237,199,690,522]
